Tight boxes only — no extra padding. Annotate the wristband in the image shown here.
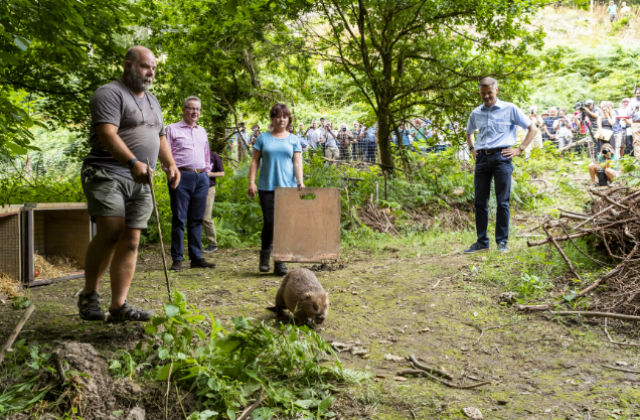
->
[127,158,138,169]
[469,145,474,151]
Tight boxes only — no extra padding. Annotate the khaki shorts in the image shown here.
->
[81,164,153,229]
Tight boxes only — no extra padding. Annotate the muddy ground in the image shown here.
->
[2,221,640,419]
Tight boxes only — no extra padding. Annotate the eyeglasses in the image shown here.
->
[184,107,201,112]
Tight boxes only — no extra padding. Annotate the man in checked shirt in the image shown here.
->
[166,96,216,271]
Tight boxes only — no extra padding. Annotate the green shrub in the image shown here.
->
[113,291,368,419]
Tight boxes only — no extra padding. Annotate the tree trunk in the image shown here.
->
[377,104,393,172]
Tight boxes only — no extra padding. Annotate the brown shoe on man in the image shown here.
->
[170,260,182,272]
[191,259,216,269]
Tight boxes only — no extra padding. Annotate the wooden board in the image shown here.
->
[273,187,340,262]
[0,209,21,282]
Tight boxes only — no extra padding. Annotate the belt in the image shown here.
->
[179,167,207,173]
[477,147,507,155]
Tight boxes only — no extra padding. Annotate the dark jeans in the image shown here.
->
[474,151,513,247]
[625,135,634,156]
[258,190,275,251]
[366,142,377,162]
[169,171,209,261]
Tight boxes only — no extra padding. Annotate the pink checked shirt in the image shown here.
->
[165,119,211,172]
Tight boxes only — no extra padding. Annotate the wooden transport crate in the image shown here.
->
[0,205,23,284]
[273,188,340,262]
[22,203,93,287]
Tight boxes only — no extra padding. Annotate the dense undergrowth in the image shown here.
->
[0,292,368,420]
[1,143,591,248]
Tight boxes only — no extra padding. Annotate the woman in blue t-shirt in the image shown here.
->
[248,103,304,275]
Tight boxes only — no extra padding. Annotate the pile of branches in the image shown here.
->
[357,196,398,235]
[524,186,640,317]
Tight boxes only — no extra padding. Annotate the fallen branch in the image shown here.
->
[238,387,265,420]
[397,369,490,389]
[543,223,582,282]
[603,318,640,347]
[408,354,453,380]
[547,310,640,322]
[576,244,638,298]
[0,304,35,365]
[602,364,640,374]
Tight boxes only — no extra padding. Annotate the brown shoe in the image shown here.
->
[191,259,216,269]
[170,260,182,272]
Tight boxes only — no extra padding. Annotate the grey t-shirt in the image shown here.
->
[84,80,165,178]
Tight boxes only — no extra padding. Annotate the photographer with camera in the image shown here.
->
[576,99,601,157]
[588,143,618,186]
[336,123,354,161]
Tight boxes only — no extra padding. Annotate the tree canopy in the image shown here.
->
[3,0,548,163]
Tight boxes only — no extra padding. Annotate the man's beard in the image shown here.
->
[124,69,153,92]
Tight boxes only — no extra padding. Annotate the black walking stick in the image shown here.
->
[146,158,172,301]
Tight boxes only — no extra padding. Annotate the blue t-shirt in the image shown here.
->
[253,132,301,191]
[365,126,377,143]
[400,129,412,146]
[466,99,531,149]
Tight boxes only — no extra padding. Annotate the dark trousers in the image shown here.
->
[169,171,209,261]
[339,143,351,161]
[366,142,377,162]
[625,135,634,156]
[474,151,513,247]
[258,190,275,251]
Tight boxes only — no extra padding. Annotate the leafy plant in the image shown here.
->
[113,291,369,419]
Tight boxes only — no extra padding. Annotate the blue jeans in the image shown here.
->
[169,171,209,261]
[366,142,377,162]
[474,151,513,247]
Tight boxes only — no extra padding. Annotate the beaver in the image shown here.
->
[269,268,329,326]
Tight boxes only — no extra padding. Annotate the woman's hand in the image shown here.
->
[248,182,258,198]
[297,181,305,191]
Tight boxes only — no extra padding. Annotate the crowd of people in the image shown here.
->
[528,93,640,158]
[229,117,452,163]
[526,87,640,184]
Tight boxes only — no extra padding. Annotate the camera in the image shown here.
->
[574,101,586,111]
[342,127,347,132]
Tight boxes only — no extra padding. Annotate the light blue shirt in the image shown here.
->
[400,129,412,146]
[253,132,301,191]
[466,99,531,150]
[365,126,377,143]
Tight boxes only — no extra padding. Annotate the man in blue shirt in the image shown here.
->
[464,77,537,253]
[364,122,378,162]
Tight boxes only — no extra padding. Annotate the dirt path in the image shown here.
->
[2,235,639,419]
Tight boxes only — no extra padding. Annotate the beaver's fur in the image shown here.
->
[271,268,329,326]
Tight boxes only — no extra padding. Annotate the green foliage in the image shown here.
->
[611,14,632,34]
[510,272,554,300]
[530,44,640,109]
[0,0,142,161]
[306,0,546,168]
[0,340,55,417]
[112,291,368,419]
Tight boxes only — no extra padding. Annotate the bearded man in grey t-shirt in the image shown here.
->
[78,46,180,323]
